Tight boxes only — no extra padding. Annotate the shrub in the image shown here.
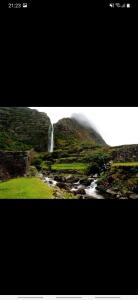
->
[85,162,100,175]
[32,158,42,171]
[27,166,38,177]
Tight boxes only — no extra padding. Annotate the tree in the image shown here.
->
[47,161,53,171]
[85,162,100,176]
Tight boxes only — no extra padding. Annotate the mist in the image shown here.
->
[29,107,138,146]
[71,113,100,133]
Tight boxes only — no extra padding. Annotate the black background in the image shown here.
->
[5,0,138,9]
[0,2,138,296]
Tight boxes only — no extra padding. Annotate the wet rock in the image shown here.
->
[77,184,86,189]
[129,194,138,199]
[116,193,122,198]
[49,180,53,185]
[77,195,84,199]
[93,174,98,178]
[106,189,117,195]
[88,177,94,181]
[76,188,86,195]
[38,173,43,179]
[54,175,62,181]
[66,175,79,183]
[79,178,91,186]
[54,175,66,182]
[56,182,68,190]
[66,175,72,180]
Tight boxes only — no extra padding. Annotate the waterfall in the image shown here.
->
[48,124,54,153]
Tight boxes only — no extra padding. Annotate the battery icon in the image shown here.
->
[23,3,27,7]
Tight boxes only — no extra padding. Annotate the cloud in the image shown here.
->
[71,113,99,133]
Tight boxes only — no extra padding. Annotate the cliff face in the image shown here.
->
[111,144,138,162]
[53,117,106,149]
[0,150,30,180]
[0,107,51,151]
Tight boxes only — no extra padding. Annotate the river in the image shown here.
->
[43,175,104,199]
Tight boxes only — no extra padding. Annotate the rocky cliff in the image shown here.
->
[110,144,138,162]
[53,117,106,149]
[0,107,51,151]
[0,150,30,180]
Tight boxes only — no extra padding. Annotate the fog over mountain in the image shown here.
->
[71,113,99,132]
[29,107,138,146]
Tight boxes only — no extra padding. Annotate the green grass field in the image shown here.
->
[0,177,54,199]
[52,162,87,171]
[112,162,138,167]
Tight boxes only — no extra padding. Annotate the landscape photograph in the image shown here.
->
[0,106,137,199]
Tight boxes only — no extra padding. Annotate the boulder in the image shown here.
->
[66,175,79,183]
[56,182,68,190]
[79,178,91,186]
[76,188,86,195]
[129,194,138,199]
[93,174,98,178]
[54,175,66,182]
[49,180,53,185]
[106,189,117,195]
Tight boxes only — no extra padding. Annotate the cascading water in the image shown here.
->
[48,124,54,153]
[85,179,104,199]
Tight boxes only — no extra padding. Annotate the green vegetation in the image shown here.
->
[54,117,106,149]
[97,163,138,197]
[85,162,100,175]
[27,166,38,177]
[112,162,138,167]
[0,177,54,199]
[0,177,78,199]
[52,162,87,171]
[0,107,51,151]
[0,132,30,151]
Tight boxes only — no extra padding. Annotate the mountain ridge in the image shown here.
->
[53,117,106,148]
[0,107,106,151]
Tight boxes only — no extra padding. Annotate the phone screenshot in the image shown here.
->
[6,0,137,9]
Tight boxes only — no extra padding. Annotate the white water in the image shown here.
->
[44,176,57,186]
[48,124,54,152]
[43,175,104,199]
[85,179,104,199]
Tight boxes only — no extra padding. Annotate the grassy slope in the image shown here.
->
[52,162,87,170]
[0,177,77,199]
[0,177,54,199]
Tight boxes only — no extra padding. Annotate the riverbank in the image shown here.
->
[42,171,104,199]
[0,177,80,199]
[97,163,138,199]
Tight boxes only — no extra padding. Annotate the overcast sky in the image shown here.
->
[29,107,138,146]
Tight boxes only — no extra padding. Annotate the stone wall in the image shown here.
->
[0,150,31,181]
[111,144,138,162]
